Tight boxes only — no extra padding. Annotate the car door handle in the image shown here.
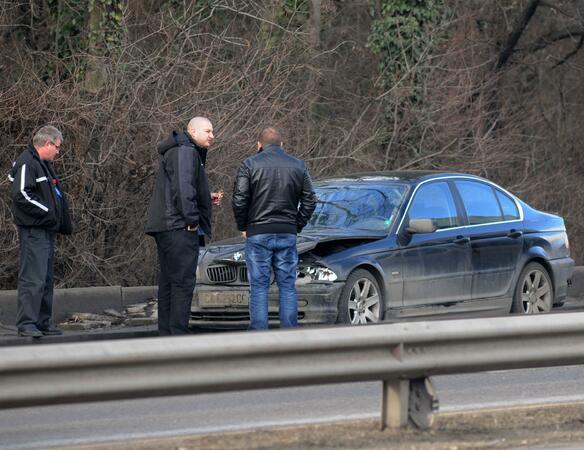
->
[453,236,470,245]
[507,229,523,239]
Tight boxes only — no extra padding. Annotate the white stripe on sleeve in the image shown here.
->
[20,164,49,212]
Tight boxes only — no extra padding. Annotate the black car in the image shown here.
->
[191,171,574,328]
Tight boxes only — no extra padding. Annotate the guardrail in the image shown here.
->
[1,312,584,429]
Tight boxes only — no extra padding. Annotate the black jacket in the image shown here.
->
[9,145,72,234]
[145,131,212,237]
[232,144,316,236]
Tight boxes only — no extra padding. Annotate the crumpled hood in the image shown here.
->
[203,228,386,263]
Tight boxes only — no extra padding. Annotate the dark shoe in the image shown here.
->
[39,326,63,336]
[18,328,43,338]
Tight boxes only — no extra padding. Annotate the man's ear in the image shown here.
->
[257,141,262,150]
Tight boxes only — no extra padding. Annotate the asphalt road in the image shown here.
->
[2,365,584,449]
[1,300,583,449]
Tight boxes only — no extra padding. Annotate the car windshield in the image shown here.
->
[305,183,407,232]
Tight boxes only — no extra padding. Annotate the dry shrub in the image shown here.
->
[1,0,583,290]
[0,1,380,288]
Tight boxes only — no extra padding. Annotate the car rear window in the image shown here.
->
[306,184,407,232]
[495,189,520,220]
[455,180,504,225]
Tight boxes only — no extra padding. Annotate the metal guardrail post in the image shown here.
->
[381,378,409,429]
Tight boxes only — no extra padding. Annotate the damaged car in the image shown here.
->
[191,171,573,328]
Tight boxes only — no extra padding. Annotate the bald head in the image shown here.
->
[257,127,283,149]
[187,117,214,148]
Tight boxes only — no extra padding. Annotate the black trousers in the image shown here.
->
[154,229,199,335]
[16,226,55,331]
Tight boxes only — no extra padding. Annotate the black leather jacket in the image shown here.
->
[232,144,316,236]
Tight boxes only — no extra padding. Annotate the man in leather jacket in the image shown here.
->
[9,125,73,338]
[146,117,221,335]
[232,127,316,330]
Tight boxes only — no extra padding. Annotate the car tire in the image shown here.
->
[511,262,553,314]
[337,269,383,325]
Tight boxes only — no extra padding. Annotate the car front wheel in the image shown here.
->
[337,269,383,325]
[511,262,553,314]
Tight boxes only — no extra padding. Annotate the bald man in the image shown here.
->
[146,117,220,335]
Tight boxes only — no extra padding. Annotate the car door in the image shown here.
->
[399,180,472,309]
[453,180,523,301]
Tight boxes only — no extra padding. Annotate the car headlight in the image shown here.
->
[196,251,206,279]
[299,266,338,282]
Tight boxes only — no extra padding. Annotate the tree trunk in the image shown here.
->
[497,0,541,69]
[309,0,321,48]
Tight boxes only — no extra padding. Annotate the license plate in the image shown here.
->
[198,291,248,307]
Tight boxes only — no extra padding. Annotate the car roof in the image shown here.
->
[317,170,484,184]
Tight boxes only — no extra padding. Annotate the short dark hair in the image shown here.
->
[258,127,283,147]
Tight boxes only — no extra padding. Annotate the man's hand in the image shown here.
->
[211,191,224,206]
[241,231,247,239]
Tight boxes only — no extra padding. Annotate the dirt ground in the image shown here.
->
[60,402,584,450]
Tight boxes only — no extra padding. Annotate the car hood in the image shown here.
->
[203,228,387,263]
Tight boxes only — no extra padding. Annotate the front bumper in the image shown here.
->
[190,281,345,329]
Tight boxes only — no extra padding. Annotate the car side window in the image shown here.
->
[455,180,503,225]
[495,189,520,220]
[408,182,459,230]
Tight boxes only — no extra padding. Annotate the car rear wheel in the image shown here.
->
[337,269,383,325]
[511,262,553,314]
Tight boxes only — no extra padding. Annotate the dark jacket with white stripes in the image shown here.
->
[145,131,212,237]
[9,144,72,234]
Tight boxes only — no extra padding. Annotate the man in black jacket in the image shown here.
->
[9,125,73,338]
[146,117,219,335]
[232,127,316,330]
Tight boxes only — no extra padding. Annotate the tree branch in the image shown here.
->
[497,0,541,69]
[518,28,584,52]
[554,34,584,67]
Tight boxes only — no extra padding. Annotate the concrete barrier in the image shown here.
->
[0,264,582,327]
[122,286,158,307]
[0,286,157,325]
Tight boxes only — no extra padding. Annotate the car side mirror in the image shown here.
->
[406,218,437,234]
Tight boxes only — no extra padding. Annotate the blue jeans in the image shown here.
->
[245,233,298,330]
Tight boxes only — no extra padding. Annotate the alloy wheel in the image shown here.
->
[348,277,381,324]
[520,268,552,314]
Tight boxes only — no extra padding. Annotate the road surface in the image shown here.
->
[1,365,584,449]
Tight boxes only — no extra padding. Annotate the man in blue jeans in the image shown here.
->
[232,127,316,330]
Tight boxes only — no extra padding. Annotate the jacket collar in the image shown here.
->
[259,144,284,154]
[183,132,208,166]
[27,144,41,161]
[159,131,208,165]
[29,142,57,171]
